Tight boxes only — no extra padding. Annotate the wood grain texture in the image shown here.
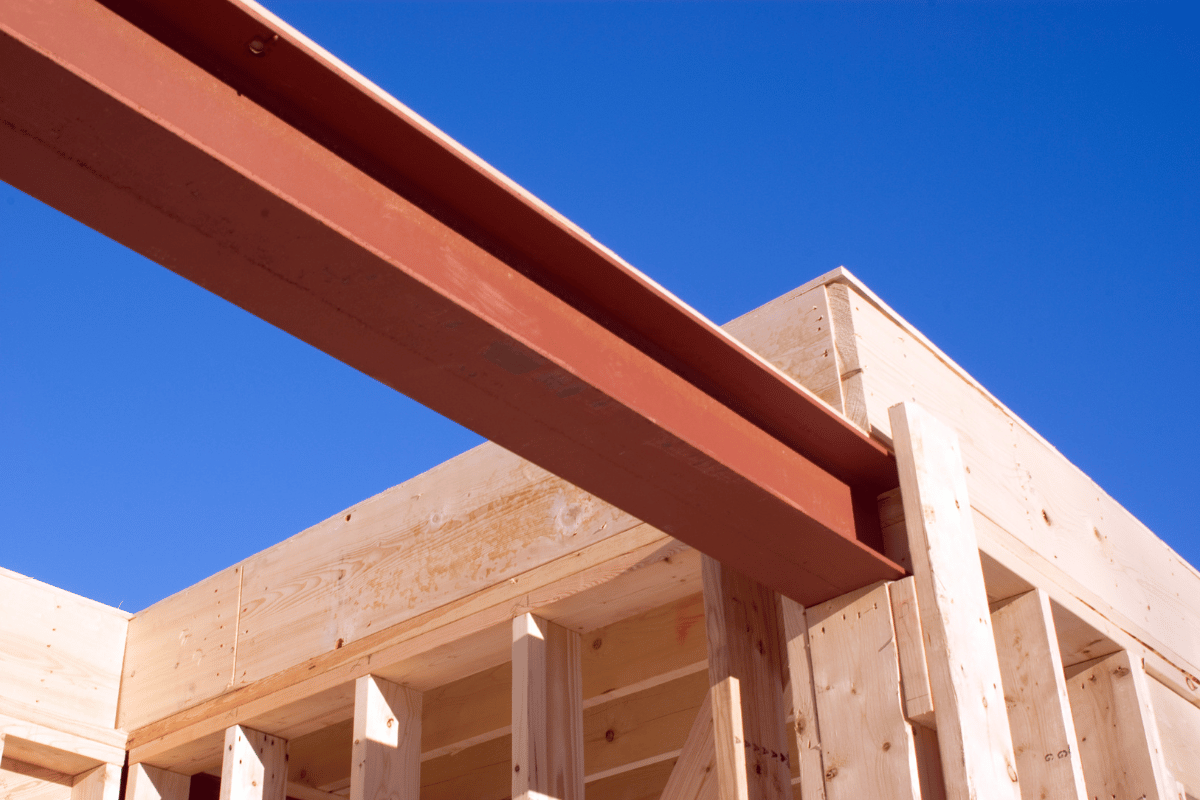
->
[125,764,190,800]
[120,565,241,729]
[990,590,1086,800]
[1,755,72,800]
[828,271,1200,705]
[1067,651,1176,800]
[824,281,868,430]
[779,598,825,800]
[887,577,935,729]
[660,688,717,800]
[723,284,844,415]
[1147,677,1200,797]
[70,764,121,800]
[702,557,789,800]
[0,568,127,737]
[806,583,920,800]
[889,402,1020,800]
[350,676,421,800]
[512,614,583,800]
[219,726,287,800]
[0,713,125,773]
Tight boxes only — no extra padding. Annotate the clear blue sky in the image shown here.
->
[1,2,1196,612]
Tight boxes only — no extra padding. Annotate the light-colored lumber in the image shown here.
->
[779,598,825,800]
[350,675,421,800]
[887,577,935,729]
[512,613,584,800]
[990,590,1086,800]
[219,725,287,800]
[0,568,128,739]
[120,564,242,728]
[1066,651,1176,800]
[723,283,845,416]
[701,556,789,800]
[806,582,920,800]
[70,764,121,800]
[0,713,125,774]
[824,281,869,430]
[1147,676,1200,797]
[128,523,682,770]
[1,755,73,800]
[888,401,1020,799]
[812,268,1200,707]
[710,677,749,800]
[660,688,717,800]
[125,764,189,800]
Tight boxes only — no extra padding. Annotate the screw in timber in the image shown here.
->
[248,37,267,55]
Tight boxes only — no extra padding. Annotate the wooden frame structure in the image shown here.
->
[1,1,1198,798]
[3,268,1197,800]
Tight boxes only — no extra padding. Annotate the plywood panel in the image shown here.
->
[0,568,127,735]
[1147,677,1200,797]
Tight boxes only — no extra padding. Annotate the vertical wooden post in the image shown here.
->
[351,674,422,800]
[806,582,922,800]
[702,556,790,800]
[888,577,936,729]
[71,764,122,800]
[780,597,826,800]
[126,763,191,800]
[990,590,1087,800]
[512,612,584,800]
[1067,650,1177,800]
[219,725,287,800]
[888,401,1021,800]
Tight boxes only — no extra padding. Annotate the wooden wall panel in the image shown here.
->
[236,445,637,686]
[119,565,241,730]
[1146,677,1200,798]
[0,569,127,738]
[824,272,1200,703]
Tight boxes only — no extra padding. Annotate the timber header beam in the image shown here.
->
[0,0,903,604]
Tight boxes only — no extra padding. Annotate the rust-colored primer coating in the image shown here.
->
[0,0,905,604]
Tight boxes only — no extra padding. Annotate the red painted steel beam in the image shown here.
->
[0,0,904,603]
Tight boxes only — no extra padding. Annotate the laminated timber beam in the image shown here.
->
[0,0,903,609]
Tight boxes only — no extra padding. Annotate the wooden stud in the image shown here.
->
[887,577,936,729]
[889,402,1021,800]
[512,613,584,800]
[351,675,422,800]
[1067,651,1176,800]
[220,725,287,800]
[660,688,718,800]
[126,764,190,800]
[701,556,790,800]
[990,590,1087,800]
[779,597,826,800]
[71,764,122,800]
[806,582,921,800]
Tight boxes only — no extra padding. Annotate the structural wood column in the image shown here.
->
[220,725,287,800]
[780,597,826,800]
[351,675,422,800]
[126,763,191,800]
[512,613,584,800]
[701,556,790,800]
[71,764,122,800]
[888,402,1021,800]
[1066,650,1177,800]
[990,590,1087,800]
[806,582,922,800]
